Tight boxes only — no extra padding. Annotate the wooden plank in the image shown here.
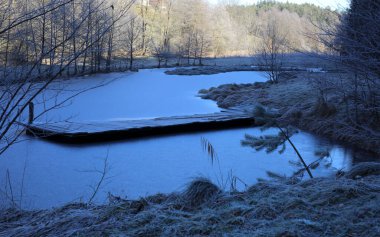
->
[23,109,255,143]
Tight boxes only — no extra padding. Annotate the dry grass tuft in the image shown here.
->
[345,162,380,179]
[183,178,221,209]
[312,99,337,117]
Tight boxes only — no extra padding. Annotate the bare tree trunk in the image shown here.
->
[39,0,47,74]
[106,7,114,72]
[82,3,92,74]
[60,2,67,76]
[140,0,147,56]
[72,0,77,75]
[3,17,10,78]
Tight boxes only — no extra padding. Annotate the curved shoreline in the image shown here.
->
[164,65,336,76]
[198,71,380,156]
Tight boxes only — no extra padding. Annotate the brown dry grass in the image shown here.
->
[1,163,380,236]
[200,71,380,155]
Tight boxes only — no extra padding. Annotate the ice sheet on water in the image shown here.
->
[0,69,355,209]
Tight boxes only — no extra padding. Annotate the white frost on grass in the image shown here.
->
[1,163,380,236]
[306,67,326,73]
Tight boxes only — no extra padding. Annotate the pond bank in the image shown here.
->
[199,71,380,156]
[165,65,333,76]
[1,162,380,236]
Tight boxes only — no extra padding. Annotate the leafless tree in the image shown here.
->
[124,16,142,69]
[0,0,135,156]
[258,18,287,83]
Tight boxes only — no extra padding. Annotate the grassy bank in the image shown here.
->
[199,71,380,155]
[1,163,380,236]
[117,53,336,71]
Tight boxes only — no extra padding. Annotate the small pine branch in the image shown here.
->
[243,105,314,179]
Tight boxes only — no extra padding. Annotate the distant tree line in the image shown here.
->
[0,0,339,74]
[225,1,338,54]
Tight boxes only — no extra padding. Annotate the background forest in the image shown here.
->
[0,0,339,77]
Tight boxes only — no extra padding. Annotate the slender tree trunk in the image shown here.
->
[129,46,133,69]
[39,0,47,74]
[60,3,66,76]
[3,17,10,78]
[72,0,77,75]
[140,0,147,55]
[106,8,114,72]
[82,3,92,73]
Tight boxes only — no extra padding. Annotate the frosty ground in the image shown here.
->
[198,71,380,155]
[1,162,380,236]
[1,58,380,236]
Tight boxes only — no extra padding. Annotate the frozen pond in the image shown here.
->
[0,69,364,209]
[32,68,263,121]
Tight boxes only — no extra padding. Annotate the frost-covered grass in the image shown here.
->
[200,71,380,155]
[164,54,336,76]
[1,163,380,236]
[129,53,336,72]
